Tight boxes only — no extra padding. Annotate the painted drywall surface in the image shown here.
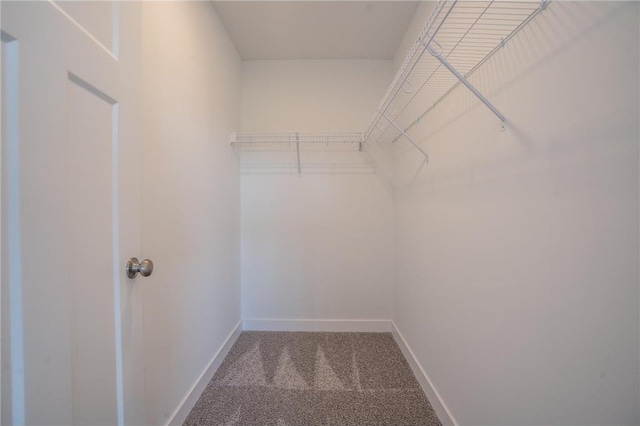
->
[393,2,639,425]
[241,60,394,132]
[392,1,433,73]
[140,3,241,424]
[240,60,395,321]
[211,2,419,61]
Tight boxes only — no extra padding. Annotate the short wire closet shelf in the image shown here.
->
[230,132,364,145]
[230,132,365,174]
[231,0,550,171]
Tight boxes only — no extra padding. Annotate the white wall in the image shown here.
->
[393,2,640,425]
[140,3,241,424]
[240,60,395,326]
[392,1,433,72]
[241,60,392,133]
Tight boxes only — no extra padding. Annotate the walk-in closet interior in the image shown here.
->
[1,1,639,425]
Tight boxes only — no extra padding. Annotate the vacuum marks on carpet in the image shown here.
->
[184,331,441,426]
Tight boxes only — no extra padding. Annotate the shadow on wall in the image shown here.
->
[391,1,634,189]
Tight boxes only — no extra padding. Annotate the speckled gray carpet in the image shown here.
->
[184,331,441,426]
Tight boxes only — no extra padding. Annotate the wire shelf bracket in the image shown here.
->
[381,113,429,162]
[425,40,506,125]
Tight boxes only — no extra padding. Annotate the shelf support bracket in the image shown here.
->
[295,132,301,174]
[427,42,506,125]
[381,113,429,162]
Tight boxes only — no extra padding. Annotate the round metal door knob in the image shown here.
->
[126,257,154,279]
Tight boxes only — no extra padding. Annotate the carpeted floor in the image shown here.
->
[184,331,441,426]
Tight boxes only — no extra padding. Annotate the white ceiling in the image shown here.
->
[211,1,419,60]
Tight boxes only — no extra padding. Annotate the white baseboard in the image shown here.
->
[391,322,457,426]
[242,318,392,332]
[167,319,242,426]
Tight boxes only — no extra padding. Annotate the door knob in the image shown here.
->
[126,257,154,279]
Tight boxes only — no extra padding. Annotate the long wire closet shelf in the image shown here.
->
[230,0,550,168]
[366,0,549,160]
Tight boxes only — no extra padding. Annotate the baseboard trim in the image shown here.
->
[166,319,242,426]
[242,318,392,332]
[391,322,458,426]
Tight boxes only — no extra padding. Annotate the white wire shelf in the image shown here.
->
[230,132,365,173]
[231,132,363,145]
[365,0,550,160]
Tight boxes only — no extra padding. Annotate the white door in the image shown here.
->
[1,2,146,425]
